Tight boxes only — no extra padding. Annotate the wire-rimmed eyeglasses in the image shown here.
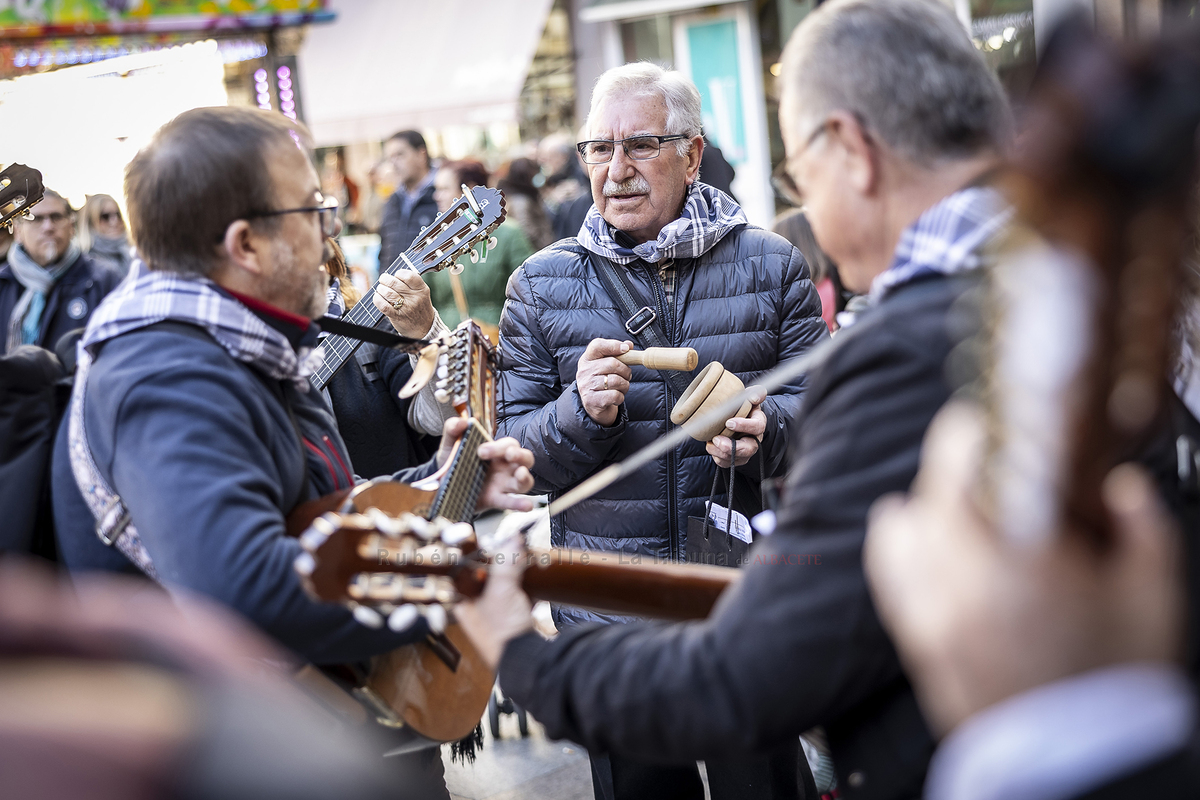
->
[247,194,339,238]
[576,135,690,165]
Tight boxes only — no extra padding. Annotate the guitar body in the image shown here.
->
[366,623,493,742]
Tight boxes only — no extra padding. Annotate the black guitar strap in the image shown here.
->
[585,251,693,400]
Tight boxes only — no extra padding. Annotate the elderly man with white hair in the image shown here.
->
[467,1,1014,798]
[497,61,828,798]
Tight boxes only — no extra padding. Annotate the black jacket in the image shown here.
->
[497,273,973,800]
[498,233,827,626]
[0,253,122,352]
[325,343,437,479]
[377,181,438,272]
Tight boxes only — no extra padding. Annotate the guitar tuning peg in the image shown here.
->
[442,522,474,545]
[468,248,480,264]
[437,365,449,379]
[353,604,385,629]
[388,604,420,632]
[435,389,450,404]
[423,603,447,634]
[487,236,498,252]
[449,262,465,275]
[293,552,315,576]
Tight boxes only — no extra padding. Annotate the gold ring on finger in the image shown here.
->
[391,294,404,312]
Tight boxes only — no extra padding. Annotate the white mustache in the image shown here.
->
[603,177,650,197]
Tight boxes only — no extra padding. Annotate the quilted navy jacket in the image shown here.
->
[498,230,827,626]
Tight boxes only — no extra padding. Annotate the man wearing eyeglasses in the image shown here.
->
[1,189,122,354]
[49,108,535,797]
[496,61,828,799]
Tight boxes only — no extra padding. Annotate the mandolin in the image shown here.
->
[0,163,45,231]
[307,185,505,392]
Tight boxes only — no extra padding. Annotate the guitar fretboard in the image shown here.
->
[309,250,424,392]
[429,420,491,524]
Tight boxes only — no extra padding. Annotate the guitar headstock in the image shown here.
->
[399,186,506,276]
[0,163,45,232]
[972,26,1200,548]
[293,509,486,632]
[433,320,498,429]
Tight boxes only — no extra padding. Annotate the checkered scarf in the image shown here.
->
[870,186,1013,302]
[577,180,748,265]
[79,260,323,389]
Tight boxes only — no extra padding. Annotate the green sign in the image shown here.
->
[686,18,746,165]
[0,1,332,38]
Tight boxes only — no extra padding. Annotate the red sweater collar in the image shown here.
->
[224,289,313,332]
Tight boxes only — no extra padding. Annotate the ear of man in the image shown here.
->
[826,110,879,196]
[213,219,268,292]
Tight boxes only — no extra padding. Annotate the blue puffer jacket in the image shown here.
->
[498,231,828,627]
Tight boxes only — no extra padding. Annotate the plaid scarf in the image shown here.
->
[68,261,322,578]
[577,180,748,265]
[870,186,1013,303]
[79,261,322,388]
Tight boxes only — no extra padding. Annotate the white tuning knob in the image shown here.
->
[449,262,465,275]
[353,605,385,629]
[424,604,447,634]
[388,604,420,632]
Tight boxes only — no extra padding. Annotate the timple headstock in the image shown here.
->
[404,185,506,276]
[293,509,487,634]
[433,320,498,428]
[0,163,45,232]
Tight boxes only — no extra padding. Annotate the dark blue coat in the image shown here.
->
[377,181,438,273]
[0,253,122,351]
[52,321,437,664]
[498,231,828,627]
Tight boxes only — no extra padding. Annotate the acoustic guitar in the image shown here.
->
[293,320,739,744]
[0,163,45,230]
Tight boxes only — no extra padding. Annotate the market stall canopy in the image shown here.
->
[298,0,554,146]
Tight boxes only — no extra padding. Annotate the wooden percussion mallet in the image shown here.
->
[617,347,698,371]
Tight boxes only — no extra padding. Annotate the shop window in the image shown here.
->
[620,15,673,65]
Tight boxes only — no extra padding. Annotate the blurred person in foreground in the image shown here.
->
[1,189,121,354]
[0,558,402,800]
[865,404,1199,800]
[495,157,555,251]
[462,2,1011,798]
[48,106,535,799]
[423,159,534,337]
[78,193,135,277]
[378,130,439,272]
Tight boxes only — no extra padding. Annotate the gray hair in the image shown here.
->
[586,62,703,157]
[781,0,1012,164]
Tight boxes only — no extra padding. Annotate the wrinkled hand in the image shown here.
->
[577,338,633,427]
[863,402,1184,736]
[707,387,766,468]
[455,535,536,670]
[372,271,435,339]
[432,418,535,513]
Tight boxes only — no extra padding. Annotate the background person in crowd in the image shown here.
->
[78,193,134,277]
[539,131,592,241]
[0,189,121,354]
[772,209,842,332]
[462,3,1011,799]
[698,139,737,199]
[496,59,827,799]
[865,404,1199,800]
[423,159,534,337]
[495,157,555,251]
[49,106,536,799]
[378,129,438,272]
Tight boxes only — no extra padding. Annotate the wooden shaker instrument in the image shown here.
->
[669,362,752,442]
[617,347,698,371]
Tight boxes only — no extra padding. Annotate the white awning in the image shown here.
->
[298,0,553,146]
[579,0,740,23]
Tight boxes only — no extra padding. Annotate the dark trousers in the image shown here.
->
[589,741,805,800]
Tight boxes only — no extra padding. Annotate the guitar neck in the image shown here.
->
[518,549,737,620]
[308,248,437,392]
[430,420,490,523]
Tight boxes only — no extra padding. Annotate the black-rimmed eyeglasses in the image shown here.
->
[576,135,690,165]
[246,195,339,238]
